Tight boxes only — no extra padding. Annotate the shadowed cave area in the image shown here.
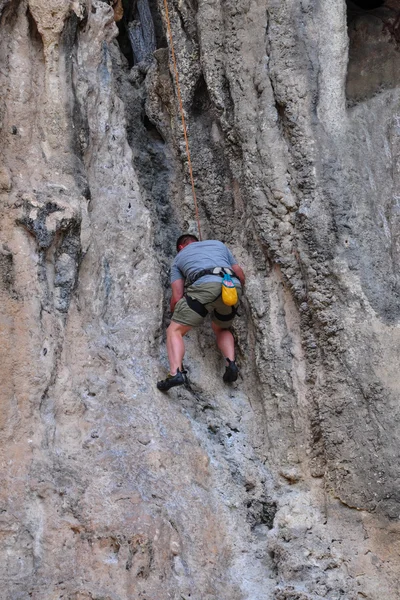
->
[350,0,385,8]
[346,0,400,102]
[117,0,167,66]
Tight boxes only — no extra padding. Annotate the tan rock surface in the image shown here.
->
[1,0,400,598]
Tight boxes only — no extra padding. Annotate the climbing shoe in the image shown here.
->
[223,358,239,383]
[157,369,186,392]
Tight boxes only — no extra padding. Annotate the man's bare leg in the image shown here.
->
[211,322,235,361]
[211,322,239,382]
[166,321,192,374]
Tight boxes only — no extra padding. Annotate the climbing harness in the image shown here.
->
[186,266,234,287]
[184,292,238,321]
[162,0,202,240]
[184,294,208,318]
[214,306,238,321]
[184,267,240,321]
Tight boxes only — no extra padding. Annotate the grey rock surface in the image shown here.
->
[1,0,400,598]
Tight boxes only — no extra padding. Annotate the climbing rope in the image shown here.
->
[162,0,202,241]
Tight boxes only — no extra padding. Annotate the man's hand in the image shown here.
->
[170,279,184,313]
[231,264,245,287]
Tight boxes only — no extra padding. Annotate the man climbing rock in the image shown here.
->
[157,234,245,391]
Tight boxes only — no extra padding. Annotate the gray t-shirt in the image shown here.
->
[170,240,240,286]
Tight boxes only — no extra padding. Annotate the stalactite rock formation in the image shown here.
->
[1,0,400,598]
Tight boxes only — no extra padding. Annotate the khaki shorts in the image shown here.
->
[172,282,242,329]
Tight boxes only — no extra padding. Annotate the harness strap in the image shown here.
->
[184,294,208,317]
[214,306,237,321]
[187,267,234,287]
[185,294,238,321]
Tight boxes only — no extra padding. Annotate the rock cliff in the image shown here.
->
[1,0,400,598]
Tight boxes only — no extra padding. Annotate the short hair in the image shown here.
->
[176,234,199,251]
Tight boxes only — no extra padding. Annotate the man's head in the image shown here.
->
[176,234,199,252]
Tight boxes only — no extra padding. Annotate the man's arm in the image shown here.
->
[231,264,245,287]
[170,278,185,312]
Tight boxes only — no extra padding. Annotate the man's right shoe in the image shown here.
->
[223,359,239,383]
[157,369,185,392]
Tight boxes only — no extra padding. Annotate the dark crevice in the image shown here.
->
[148,0,167,48]
[273,98,291,143]
[27,5,43,48]
[17,197,82,314]
[384,9,400,45]
[111,49,179,265]
[121,0,134,23]
[142,114,165,142]
[275,100,285,122]
[349,0,385,8]
[117,20,135,67]
[346,0,400,104]
[61,13,91,199]
[187,69,241,242]
[0,249,14,293]
[191,74,213,117]
[0,0,21,23]
[246,498,277,530]
[217,73,235,126]
[116,0,165,68]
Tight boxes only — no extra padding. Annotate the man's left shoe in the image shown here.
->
[223,359,239,383]
[157,369,186,392]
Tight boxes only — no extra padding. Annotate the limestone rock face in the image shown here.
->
[1,0,400,598]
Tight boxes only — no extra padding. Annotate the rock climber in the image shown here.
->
[157,234,246,391]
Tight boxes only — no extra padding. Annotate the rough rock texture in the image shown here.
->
[1,0,400,598]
